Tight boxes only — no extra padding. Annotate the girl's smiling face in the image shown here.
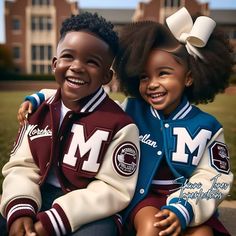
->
[52,31,114,110]
[139,49,193,116]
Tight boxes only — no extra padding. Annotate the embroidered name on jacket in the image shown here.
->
[28,124,52,140]
[139,134,158,148]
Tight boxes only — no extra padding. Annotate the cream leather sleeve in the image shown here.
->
[167,128,233,226]
[53,123,140,231]
[40,89,57,100]
[0,124,42,216]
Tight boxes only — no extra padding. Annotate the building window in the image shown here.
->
[31,45,52,60]
[176,0,180,7]
[31,45,53,74]
[31,64,52,74]
[40,45,44,60]
[32,64,37,73]
[40,64,44,73]
[32,0,37,5]
[39,17,44,30]
[12,18,20,30]
[164,0,180,7]
[32,0,52,6]
[13,46,21,60]
[47,45,52,60]
[47,16,52,30]
[31,16,37,31]
[48,64,52,72]
[45,0,52,5]
[32,45,37,60]
[31,15,52,31]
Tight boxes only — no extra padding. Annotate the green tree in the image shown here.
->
[0,44,14,76]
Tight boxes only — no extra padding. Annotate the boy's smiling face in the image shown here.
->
[52,31,114,110]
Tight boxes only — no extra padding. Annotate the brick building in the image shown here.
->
[132,0,236,72]
[5,0,78,74]
[4,0,236,75]
[132,0,209,22]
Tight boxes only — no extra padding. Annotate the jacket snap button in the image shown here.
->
[157,151,162,155]
[164,123,169,128]
[139,188,145,194]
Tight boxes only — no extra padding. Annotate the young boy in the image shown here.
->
[0,12,140,236]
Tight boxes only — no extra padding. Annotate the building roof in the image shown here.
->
[210,10,236,25]
[80,8,135,24]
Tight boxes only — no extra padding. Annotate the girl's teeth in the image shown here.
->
[151,93,163,98]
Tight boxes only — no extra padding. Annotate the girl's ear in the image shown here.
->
[103,69,113,85]
[185,71,193,87]
[51,57,57,72]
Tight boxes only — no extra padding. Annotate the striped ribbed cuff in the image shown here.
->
[162,198,193,230]
[25,92,45,110]
[6,198,38,230]
[37,204,71,236]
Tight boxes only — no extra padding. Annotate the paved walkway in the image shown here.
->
[219,201,236,235]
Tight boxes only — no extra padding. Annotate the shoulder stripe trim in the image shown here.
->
[47,94,56,104]
[88,92,106,112]
[150,107,160,119]
[45,87,106,112]
[81,87,106,113]
[178,105,192,119]
[150,101,192,120]
[11,124,27,156]
[172,101,190,120]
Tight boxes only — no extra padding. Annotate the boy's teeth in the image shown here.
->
[68,78,85,84]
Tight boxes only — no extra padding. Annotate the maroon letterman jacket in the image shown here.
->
[1,87,140,235]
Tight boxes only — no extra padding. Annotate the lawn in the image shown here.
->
[0,90,235,199]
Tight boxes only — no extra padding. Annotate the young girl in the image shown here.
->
[17,8,233,236]
[113,7,234,236]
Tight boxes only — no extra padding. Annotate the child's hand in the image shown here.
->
[9,216,35,236]
[33,220,47,236]
[154,209,181,236]
[17,101,33,126]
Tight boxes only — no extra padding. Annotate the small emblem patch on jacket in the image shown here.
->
[209,141,230,174]
[113,142,138,177]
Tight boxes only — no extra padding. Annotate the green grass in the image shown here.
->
[0,91,35,167]
[0,91,235,199]
[197,93,236,200]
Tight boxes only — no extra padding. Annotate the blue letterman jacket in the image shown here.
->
[122,96,233,229]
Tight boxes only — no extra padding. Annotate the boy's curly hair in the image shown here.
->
[114,20,234,104]
[60,12,119,55]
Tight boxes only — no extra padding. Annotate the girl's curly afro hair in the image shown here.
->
[114,20,234,104]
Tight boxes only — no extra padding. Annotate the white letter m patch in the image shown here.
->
[63,124,109,172]
[172,127,212,166]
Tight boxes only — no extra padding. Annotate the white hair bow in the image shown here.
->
[166,7,216,60]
